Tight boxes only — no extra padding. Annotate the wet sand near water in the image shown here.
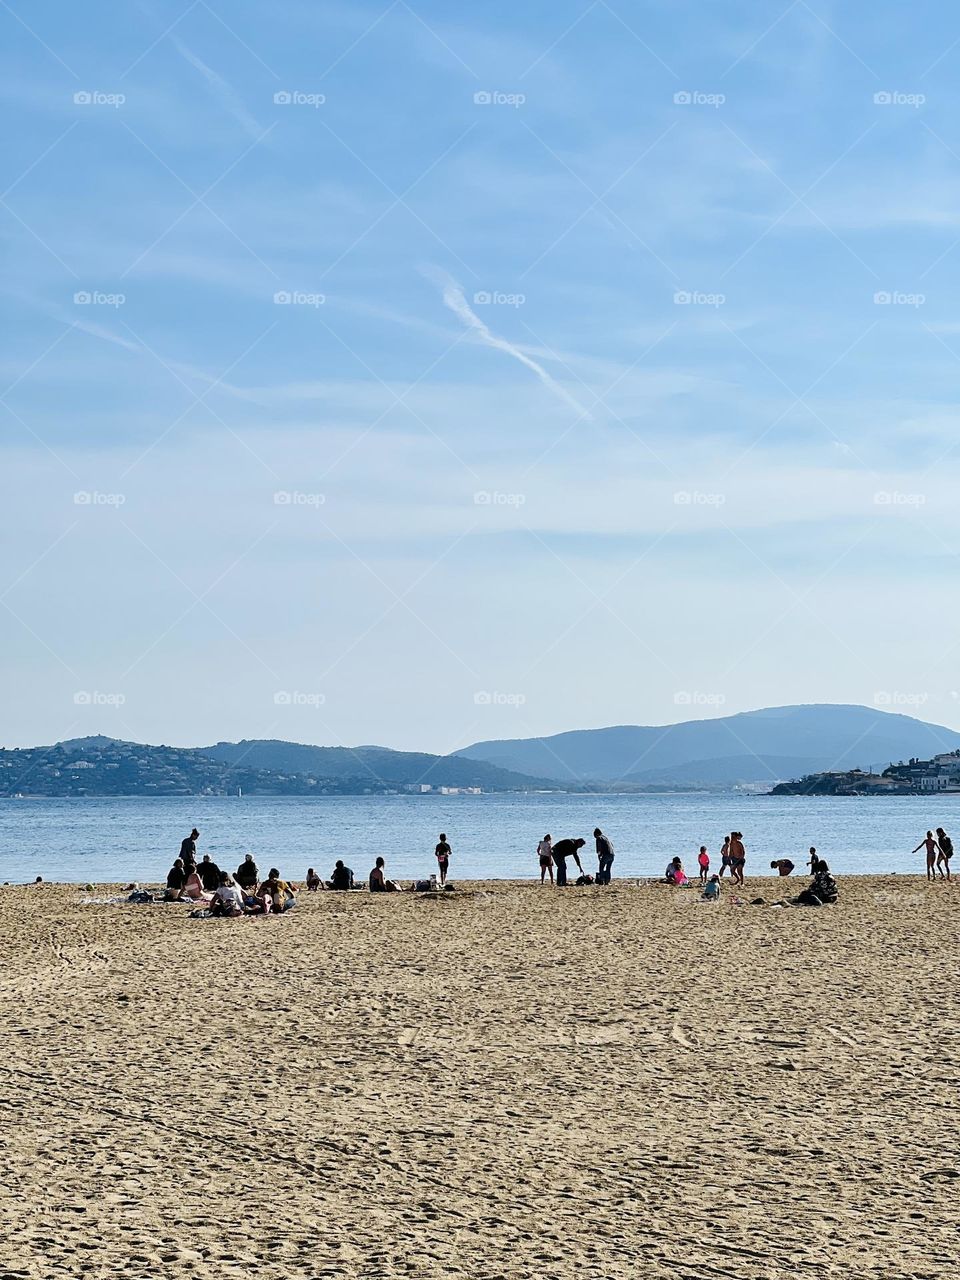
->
[1,875,958,1279]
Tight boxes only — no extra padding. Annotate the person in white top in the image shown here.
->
[211,873,245,917]
[537,834,554,885]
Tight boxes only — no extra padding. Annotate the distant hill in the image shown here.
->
[457,704,960,786]
[197,740,549,791]
[0,737,550,797]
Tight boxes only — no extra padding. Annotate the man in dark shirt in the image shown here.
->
[330,860,354,891]
[179,828,199,869]
[197,854,221,891]
[594,828,615,884]
[235,854,259,890]
[552,837,586,887]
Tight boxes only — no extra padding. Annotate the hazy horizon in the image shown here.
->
[5,4,960,752]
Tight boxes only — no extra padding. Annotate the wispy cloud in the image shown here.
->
[171,37,266,142]
[423,267,593,420]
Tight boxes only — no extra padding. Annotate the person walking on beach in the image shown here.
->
[537,834,554,885]
[913,831,941,881]
[435,833,451,886]
[729,832,746,885]
[697,846,710,882]
[935,827,953,881]
[551,837,585,887]
[179,828,199,870]
[594,828,615,884]
[718,835,731,878]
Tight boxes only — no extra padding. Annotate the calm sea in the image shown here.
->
[0,793,949,884]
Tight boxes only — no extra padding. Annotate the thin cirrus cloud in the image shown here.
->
[423,266,594,421]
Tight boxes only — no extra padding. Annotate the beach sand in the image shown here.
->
[1,875,958,1279]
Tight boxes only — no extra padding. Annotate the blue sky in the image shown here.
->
[3,0,960,752]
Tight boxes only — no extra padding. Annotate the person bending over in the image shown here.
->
[770,858,795,877]
[551,837,586,887]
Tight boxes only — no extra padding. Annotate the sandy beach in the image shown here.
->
[2,875,958,1279]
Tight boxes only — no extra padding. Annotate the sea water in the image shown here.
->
[0,792,948,883]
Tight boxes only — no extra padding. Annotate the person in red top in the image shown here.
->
[697,846,710,882]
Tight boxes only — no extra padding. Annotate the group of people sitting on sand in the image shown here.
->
[164,830,296,916]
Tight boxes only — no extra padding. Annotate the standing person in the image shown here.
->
[537,834,554,885]
[551,837,586,887]
[912,831,941,881]
[435,833,452,886]
[697,846,710,882]
[807,847,820,874]
[179,828,199,869]
[718,836,731,878]
[594,828,615,884]
[729,832,746,885]
[935,828,953,881]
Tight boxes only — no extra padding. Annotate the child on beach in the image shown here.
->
[718,836,731,878]
[537,834,553,885]
[702,874,721,901]
[665,857,688,886]
[697,846,710,882]
[435,833,452,886]
[305,868,322,891]
[912,831,941,881]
